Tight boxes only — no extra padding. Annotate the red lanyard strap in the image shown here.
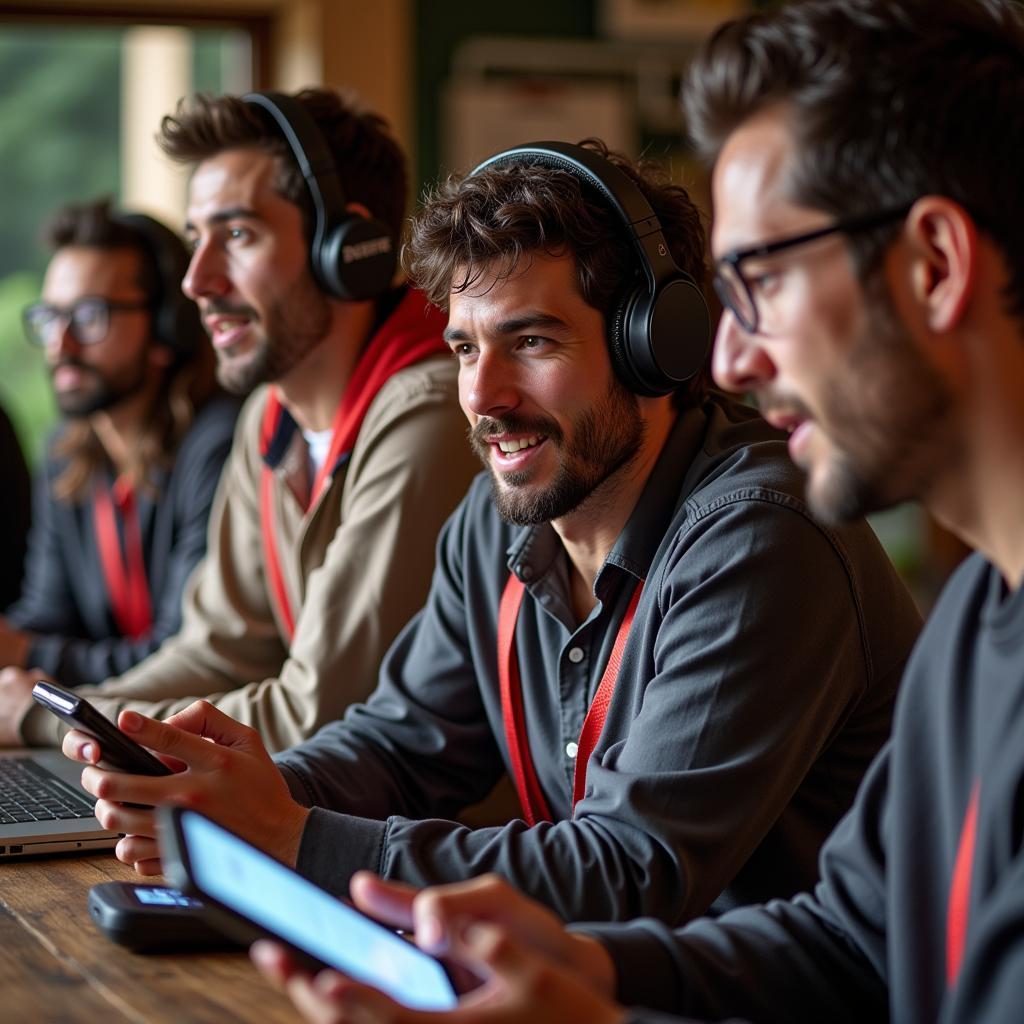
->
[946,779,980,988]
[258,290,448,643]
[498,572,643,825]
[94,478,153,641]
[260,467,296,640]
[498,575,553,826]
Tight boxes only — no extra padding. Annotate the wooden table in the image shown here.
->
[0,852,299,1022]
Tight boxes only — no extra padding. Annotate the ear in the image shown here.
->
[904,196,977,332]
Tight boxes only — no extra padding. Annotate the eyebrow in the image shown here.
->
[184,206,261,233]
[443,312,570,343]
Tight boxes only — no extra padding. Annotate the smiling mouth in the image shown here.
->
[204,308,259,350]
[495,434,546,456]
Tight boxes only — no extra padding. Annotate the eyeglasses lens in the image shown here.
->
[713,263,757,333]
[23,299,110,346]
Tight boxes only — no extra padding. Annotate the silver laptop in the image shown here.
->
[0,750,118,858]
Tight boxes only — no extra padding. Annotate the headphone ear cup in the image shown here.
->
[607,288,651,395]
[610,279,712,397]
[646,277,712,387]
[315,214,397,301]
[113,212,201,358]
[167,292,204,358]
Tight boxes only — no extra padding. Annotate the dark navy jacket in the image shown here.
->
[7,395,238,685]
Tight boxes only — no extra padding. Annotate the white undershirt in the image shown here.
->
[303,427,334,480]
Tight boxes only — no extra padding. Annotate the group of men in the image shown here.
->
[3,0,1021,1021]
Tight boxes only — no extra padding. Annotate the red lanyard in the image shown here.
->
[497,573,643,825]
[259,290,447,643]
[259,390,354,641]
[93,477,153,641]
[946,779,980,987]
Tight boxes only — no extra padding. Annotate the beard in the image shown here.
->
[52,356,149,418]
[788,278,958,525]
[471,375,646,526]
[213,272,332,396]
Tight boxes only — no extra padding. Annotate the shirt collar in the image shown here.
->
[506,403,709,590]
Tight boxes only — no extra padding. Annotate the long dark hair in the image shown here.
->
[44,198,218,501]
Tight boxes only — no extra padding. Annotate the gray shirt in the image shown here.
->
[582,554,1024,1024]
[277,394,921,925]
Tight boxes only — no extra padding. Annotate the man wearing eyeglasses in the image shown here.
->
[0,199,237,732]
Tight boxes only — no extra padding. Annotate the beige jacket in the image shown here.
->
[21,355,479,751]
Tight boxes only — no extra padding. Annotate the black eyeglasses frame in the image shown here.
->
[713,204,914,334]
[22,296,152,348]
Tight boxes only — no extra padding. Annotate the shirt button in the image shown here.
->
[567,646,585,664]
[565,741,579,759]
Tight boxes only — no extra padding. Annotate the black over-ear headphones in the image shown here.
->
[113,212,203,357]
[469,141,710,397]
[242,90,396,301]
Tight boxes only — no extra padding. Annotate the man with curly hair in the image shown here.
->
[66,137,917,933]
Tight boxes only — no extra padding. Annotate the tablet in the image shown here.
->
[159,807,457,1010]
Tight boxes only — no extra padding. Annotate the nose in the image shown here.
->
[47,318,82,364]
[182,238,229,301]
[461,347,520,420]
[711,311,776,395]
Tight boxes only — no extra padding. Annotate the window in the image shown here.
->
[0,18,253,462]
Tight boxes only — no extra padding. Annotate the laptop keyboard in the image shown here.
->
[0,758,95,823]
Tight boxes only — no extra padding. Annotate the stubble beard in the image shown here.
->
[807,279,958,525]
[472,375,647,527]
[215,273,332,396]
[53,356,150,418]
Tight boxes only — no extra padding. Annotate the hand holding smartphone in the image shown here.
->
[32,680,172,776]
[159,806,457,1011]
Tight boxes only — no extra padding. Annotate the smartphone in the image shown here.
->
[88,881,242,952]
[159,807,457,1011]
[32,680,172,776]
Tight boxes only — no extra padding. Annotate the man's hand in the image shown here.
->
[249,873,625,1024]
[0,617,30,670]
[61,700,310,875]
[0,666,45,746]
[250,921,627,1024]
[350,874,618,996]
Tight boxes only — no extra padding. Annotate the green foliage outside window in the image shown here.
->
[0,23,246,467]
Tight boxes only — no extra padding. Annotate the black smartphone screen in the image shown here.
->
[31,680,172,776]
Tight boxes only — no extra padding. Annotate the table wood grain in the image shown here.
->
[0,853,299,1022]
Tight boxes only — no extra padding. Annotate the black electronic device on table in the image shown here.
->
[88,881,243,952]
[159,806,458,1010]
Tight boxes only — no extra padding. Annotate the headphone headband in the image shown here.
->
[111,211,202,356]
[241,91,396,301]
[242,91,345,275]
[467,141,711,396]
